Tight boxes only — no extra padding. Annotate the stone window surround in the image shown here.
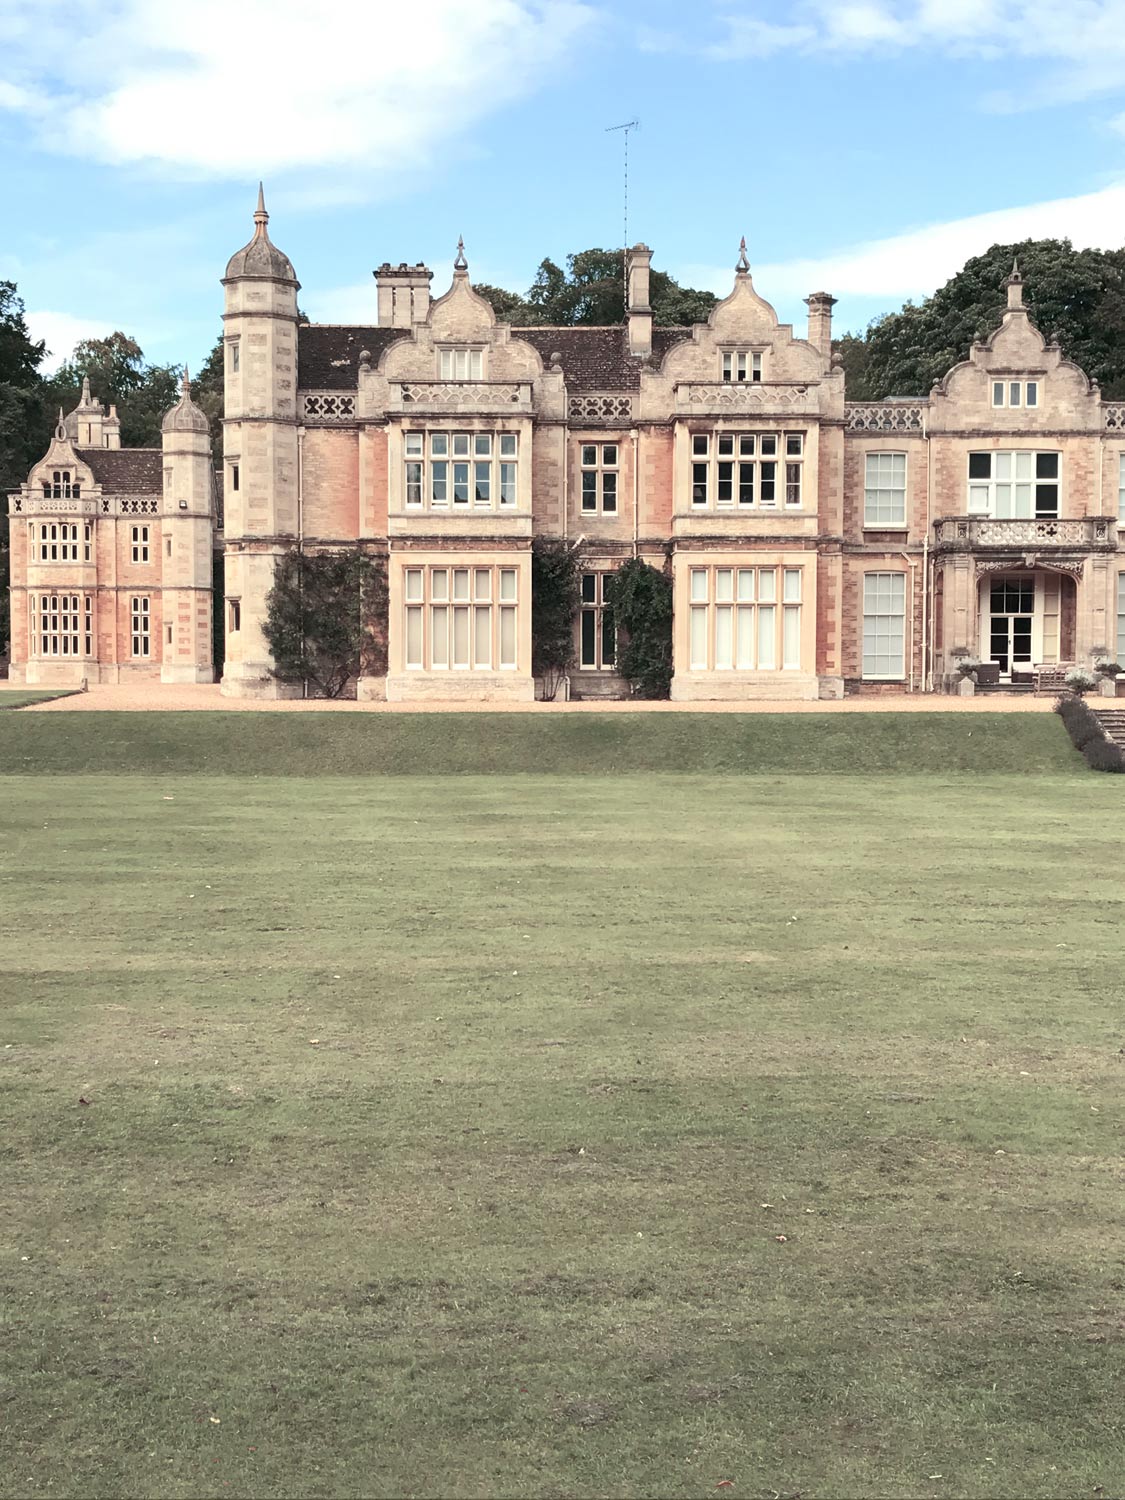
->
[687,562,803,672]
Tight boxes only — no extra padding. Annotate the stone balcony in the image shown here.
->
[388,381,534,417]
[933,516,1116,551]
[673,382,820,418]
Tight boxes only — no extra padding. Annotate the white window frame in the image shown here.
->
[1118,573,1125,664]
[721,350,763,383]
[403,565,518,672]
[1118,454,1125,524]
[967,451,1060,519]
[131,525,150,564]
[41,469,80,501]
[864,452,908,527]
[228,598,241,634]
[579,444,619,515]
[862,573,906,680]
[31,593,92,659]
[36,521,90,563]
[690,432,802,510]
[403,430,518,513]
[687,565,802,671]
[438,348,483,381]
[229,339,240,374]
[579,572,616,670]
[130,596,150,659]
[991,379,1040,409]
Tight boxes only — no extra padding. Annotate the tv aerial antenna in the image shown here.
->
[606,119,639,305]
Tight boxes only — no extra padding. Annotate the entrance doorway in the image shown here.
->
[987,577,1034,677]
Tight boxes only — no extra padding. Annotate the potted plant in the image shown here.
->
[1065,667,1098,696]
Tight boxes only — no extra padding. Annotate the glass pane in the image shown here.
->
[1014,452,1033,480]
[474,434,491,456]
[581,446,597,467]
[1009,382,1021,407]
[404,569,423,602]
[692,435,709,456]
[474,606,491,668]
[602,473,618,512]
[783,605,801,669]
[452,433,470,457]
[582,472,597,511]
[453,569,470,601]
[581,610,596,667]
[690,606,708,669]
[453,464,470,503]
[474,569,491,601]
[431,569,448,601]
[581,574,596,604]
[1026,382,1038,407]
[786,433,803,456]
[431,606,448,667]
[968,453,991,479]
[993,382,1005,406]
[715,606,733,668]
[736,605,754,668]
[783,569,801,602]
[1036,452,1058,478]
[716,568,733,602]
[453,606,470,665]
[602,610,615,667]
[758,569,776,603]
[602,445,618,466]
[500,606,517,668]
[760,435,777,456]
[757,606,776,668]
[499,569,517,602]
[405,606,423,667]
[431,433,449,456]
[405,432,423,456]
[737,569,754,602]
[690,569,708,603]
[995,453,1012,480]
[499,434,517,457]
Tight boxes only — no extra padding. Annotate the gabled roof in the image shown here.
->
[78,448,163,495]
[515,326,689,391]
[298,326,404,389]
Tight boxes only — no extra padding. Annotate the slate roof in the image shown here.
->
[78,448,163,495]
[298,326,405,390]
[515,327,690,392]
[297,322,691,393]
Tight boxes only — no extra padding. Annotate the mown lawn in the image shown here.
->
[0,715,1120,1500]
[0,687,80,711]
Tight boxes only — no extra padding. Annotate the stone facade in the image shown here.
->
[9,198,1125,698]
[5,376,216,686]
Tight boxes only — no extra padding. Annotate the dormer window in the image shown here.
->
[722,351,762,384]
[439,348,483,380]
[42,470,79,500]
[992,379,1039,409]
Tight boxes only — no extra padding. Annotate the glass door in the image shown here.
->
[988,578,1035,678]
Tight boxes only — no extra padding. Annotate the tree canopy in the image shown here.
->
[475,248,718,327]
[837,239,1125,400]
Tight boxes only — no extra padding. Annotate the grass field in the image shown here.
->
[1,713,1121,1500]
[0,687,80,711]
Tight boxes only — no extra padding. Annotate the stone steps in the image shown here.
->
[1092,708,1125,748]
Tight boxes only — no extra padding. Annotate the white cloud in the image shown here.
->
[683,179,1125,309]
[706,1,1125,106]
[0,0,594,178]
[25,311,118,372]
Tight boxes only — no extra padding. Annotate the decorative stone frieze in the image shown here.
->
[567,393,634,422]
[300,392,357,422]
[845,403,927,432]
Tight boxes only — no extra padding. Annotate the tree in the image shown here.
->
[263,548,388,698]
[476,249,718,328]
[42,333,182,449]
[189,335,225,465]
[606,558,674,699]
[530,536,584,699]
[0,283,47,655]
[836,240,1125,399]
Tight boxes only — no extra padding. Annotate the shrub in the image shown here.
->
[531,537,585,700]
[264,548,387,697]
[606,558,673,699]
[1093,656,1122,678]
[957,657,982,679]
[1065,667,1098,695]
[1084,737,1124,773]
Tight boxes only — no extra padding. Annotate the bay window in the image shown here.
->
[404,431,518,512]
[691,432,803,510]
[688,565,803,671]
[403,565,519,671]
[968,451,1059,518]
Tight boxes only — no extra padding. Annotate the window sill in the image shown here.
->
[862,524,910,532]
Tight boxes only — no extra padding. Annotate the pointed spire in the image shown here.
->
[454,235,468,271]
[80,374,92,406]
[253,181,269,236]
[55,407,66,439]
[182,366,192,396]
[736,236,750,273]
[1004,254,1025,310]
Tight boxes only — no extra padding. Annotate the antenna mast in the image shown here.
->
[606,119,639,309]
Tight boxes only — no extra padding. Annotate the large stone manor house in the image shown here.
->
[8,190,1125,698]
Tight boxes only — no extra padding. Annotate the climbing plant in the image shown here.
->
[264,548,387,698]
[531,535,584,700]
[606,557,673,699]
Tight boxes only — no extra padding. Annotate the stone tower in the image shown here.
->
[219,184,301,697]
[160,371,215,682]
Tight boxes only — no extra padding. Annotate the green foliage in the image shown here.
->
[530,536,584,699]
[0,282,48,654]
[606,557,674,699]
[263,548,388,698]
[43,332,182,449]
[189,335,225,465]
[837,239,1125,399]
[476,248,718,328]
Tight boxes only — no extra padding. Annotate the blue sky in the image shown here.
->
[3,0,1125,373]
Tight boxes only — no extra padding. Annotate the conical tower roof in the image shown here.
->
[224,183,298,284]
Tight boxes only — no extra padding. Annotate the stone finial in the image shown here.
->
[549,351,563,372]
[454,235,468,271]
[736,236,750,273]
[55,407,66,439]
[358,348,372,366]
[182,367,191,396]
[80,374,92,406]
[254,181,268,232]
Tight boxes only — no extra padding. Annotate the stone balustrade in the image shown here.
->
[933,516,1115,548]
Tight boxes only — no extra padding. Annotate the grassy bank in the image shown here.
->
[0,708,1081,775]
[1,768,1121,1498]
[0,687,81,710]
